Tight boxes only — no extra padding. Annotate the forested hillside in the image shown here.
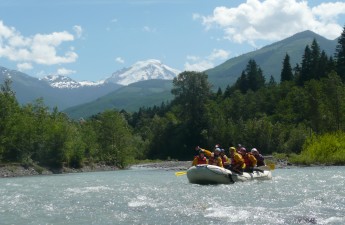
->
[1,26,345,169]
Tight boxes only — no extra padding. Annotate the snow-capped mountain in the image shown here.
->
[106,59,180,86]
[41,75,105,89]
[41,59,180,89]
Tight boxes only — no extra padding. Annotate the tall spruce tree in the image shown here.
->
[246,59,265,91]
[318,51,329,79]
[310,39,321,80]
[235,71,248,93]
[280,53,294,82]
[299,45,312,85]
[335,24,345,82]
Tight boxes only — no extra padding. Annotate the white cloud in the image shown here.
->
[184,60,214,72]
[0,20,78,67]
[115,57,125,64]
[208,49,229,61]
[57,67,76,76]
[73,25,83,38]
[143,26,156,32]
[17,62,33,71]
[186,55,200,61]
[198,0,345,45]
[184,49,230,72]
[312,2,345,22]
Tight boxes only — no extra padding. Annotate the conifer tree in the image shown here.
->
[235,71,248,93]
[318,51,329,79]
[268,75,276,86]
[246,59,265,91]
[299,45,312,85]
[310,39,321,80]
[280,53,294,82]
[335,24,345,81]
[223,85,232,98]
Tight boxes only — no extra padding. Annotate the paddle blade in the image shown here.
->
[268,163,275,170]
[257,163,275,171]
[175,171,187,176]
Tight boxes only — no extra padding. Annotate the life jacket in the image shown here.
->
[208,155,223,167]
[208,156,217,165]
[255,154,265,167]
[244,153,257,167]
[195,155,207,164]
[221,155,229,166]
[231,152,246,169]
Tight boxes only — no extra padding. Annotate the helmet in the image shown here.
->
[229,147,236,151]
[240,147,246,152]
[251,148,258,153]
[214,148,221,152]
[199,150,204,154]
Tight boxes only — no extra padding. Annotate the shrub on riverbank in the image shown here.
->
[289,132,345,165]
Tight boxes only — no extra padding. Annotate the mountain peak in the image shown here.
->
[106,59,181,86]
[41,75,81,89]
[41,75,105,89]
[288,30,327,41]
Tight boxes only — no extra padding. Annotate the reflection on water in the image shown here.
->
[0,167,344,224]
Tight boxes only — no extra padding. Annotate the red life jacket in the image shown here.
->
[243,154,251,167]
[195,156,207,164]
[221,155,228,166]
[208,156,217,165]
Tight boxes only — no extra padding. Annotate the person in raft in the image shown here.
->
[251,148,265,167]
[239,147,257,173]
[192,150,208,166]
[220,148,230,169]
[229,146,245,174]
[195,146,223,167]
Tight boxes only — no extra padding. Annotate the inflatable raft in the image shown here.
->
[186,164,272,185]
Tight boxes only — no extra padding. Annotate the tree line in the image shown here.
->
[1,25,345,168]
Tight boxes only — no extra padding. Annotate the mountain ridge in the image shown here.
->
[106,59,180,85]
[1,30,339,118]
[41,59,180,89]
[0,59,180,110]
[206,30,337,89]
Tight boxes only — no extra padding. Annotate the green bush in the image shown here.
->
[290,132,345,165]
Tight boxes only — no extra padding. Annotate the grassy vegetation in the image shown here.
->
[289,132,345,165]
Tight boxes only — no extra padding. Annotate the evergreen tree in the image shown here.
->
[310,39,321,80]
[280,53,294,82]
[223,85,232,98]
[322,72,344,130]
[246,59,265,91]
[268,76,277,87]
[171,71,212,149]
[317,51,329,79]
[216,87,222,96]
[299,45,312,85]
[335,24,345,81]
[235,71,248,93]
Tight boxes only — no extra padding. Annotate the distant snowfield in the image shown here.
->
[42,59,180,89]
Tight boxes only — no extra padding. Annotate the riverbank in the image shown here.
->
[0,163,118,178]
[0,156,290,178]
[0,161,190,178]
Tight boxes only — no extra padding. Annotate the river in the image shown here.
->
[0,166,344,225]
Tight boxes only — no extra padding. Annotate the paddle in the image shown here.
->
[175,171,187,176]
[257,163,275,171]
[268,163,275,170]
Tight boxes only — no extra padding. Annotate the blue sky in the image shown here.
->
[1,0,345,82]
